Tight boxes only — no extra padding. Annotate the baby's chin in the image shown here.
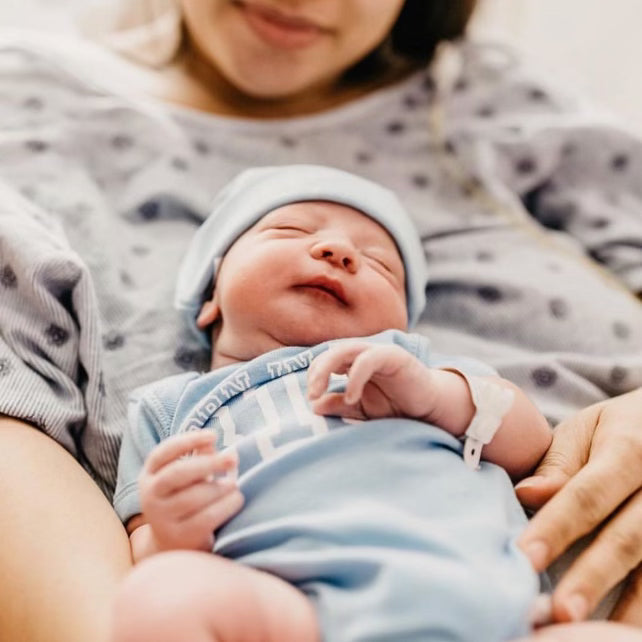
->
[272,322,394,348]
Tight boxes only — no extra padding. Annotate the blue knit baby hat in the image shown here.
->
[175,165,428,345]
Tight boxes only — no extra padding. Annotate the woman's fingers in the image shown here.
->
[144,429,218,474]
[517,400,642,569]
[550,488,642,622]
[515,473,568,511]
[515,405,598,510]
[611,563,642,625]
[511,621,642,642]
[518,453,641,569]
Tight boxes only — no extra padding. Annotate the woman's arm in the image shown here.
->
[0,416,132,642]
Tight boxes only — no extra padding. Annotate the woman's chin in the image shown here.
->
[225,67,325,102]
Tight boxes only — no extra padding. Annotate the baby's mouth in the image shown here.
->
[294,277,347,305]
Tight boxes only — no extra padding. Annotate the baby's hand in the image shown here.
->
[307,342,436,421]
[139,430,243,552]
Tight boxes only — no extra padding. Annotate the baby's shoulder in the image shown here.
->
[130,371,202,412]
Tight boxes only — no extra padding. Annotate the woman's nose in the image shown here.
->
[310,238,359,273]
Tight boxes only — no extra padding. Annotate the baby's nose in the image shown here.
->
[311,239,359,273]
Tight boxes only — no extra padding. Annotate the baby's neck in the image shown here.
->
[210,350,244,370]
[210,334,288,370]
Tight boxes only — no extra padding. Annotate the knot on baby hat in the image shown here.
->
[175,164,428,345]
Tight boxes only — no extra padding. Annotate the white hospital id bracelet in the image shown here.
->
[457,373,515,470]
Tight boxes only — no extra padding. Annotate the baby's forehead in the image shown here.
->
[262,200,397,242]
[266,199,363,218]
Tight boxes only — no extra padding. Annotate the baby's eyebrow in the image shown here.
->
[260,209,317,226]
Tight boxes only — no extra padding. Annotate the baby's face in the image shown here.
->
[199,201,407,366]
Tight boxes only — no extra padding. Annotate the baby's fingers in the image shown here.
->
[164,477,240,521]
[142,449,238,498]
[310,392,365,419]
[341,349,395,405]
[308,342,371,399]
[182,486,245,535]
[144,430,217,475]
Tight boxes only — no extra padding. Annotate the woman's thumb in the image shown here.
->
[515,411,590,510]
[514,474,564,509]
[514,458,571,510]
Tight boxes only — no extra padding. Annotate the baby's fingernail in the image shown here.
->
[521,540,549,570]
[343,386,357,404]
[307,379,320,398]
[565,593,589,621]
[224,450,239,464]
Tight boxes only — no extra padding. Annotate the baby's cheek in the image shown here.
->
[378,291,407,328]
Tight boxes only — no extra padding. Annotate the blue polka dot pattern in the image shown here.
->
[532,367,558,388]
[103,332,125,350]
[1,265,17,288]
[45,324,69,347]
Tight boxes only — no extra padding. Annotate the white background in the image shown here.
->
[472,0,642,134]
[1,0,641,134]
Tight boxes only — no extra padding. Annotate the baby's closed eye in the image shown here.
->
[364,253,393,273]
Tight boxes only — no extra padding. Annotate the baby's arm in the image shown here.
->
[308,342,552,481]
[128,430,243,563]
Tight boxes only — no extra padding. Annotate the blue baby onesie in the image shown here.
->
[115,330,539,641]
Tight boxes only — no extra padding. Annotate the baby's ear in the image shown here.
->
[196,297,220,329]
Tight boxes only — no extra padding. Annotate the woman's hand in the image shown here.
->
[512,621,642,641]
[515,388,642,623]
[139,430,243,553]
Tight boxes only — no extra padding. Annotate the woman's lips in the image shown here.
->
[235,2,330,50]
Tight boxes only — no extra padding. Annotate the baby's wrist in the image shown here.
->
[157,529,213,554]
[130,523,163,562]
[417,368,444,425]
[418,368,473,436]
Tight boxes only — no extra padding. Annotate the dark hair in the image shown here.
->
[344,0,478,82]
